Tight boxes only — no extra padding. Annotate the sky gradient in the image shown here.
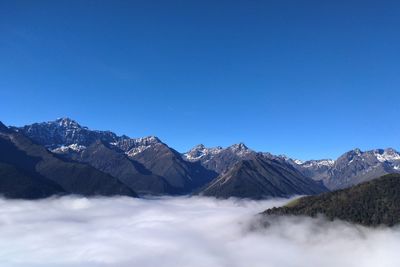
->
[1,0,399,160]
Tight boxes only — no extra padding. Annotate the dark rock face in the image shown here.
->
[201,155,328,199]
[0,123,137,198]
[263,174,400,227]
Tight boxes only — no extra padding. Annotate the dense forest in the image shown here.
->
[263,174,400,226]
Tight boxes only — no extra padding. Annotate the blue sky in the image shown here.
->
[1,0,399,160]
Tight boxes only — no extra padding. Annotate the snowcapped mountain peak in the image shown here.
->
[134,136,161,145]
[17,118,121,148]
[229,142,249,152]
[301,159,335,168]
[184,144,224,161]
[352,148,362,155]
[114,136,164,157]
[194,144,206,150]
[373,148,400,163]
[55,117,81,128]
[293,159,305,165]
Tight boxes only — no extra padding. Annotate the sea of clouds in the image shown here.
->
[0,196,399,267]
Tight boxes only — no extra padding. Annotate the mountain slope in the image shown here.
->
[0,123,65,199]
[263,174,400,226]
[126,140,218,193]
[0,122,137,198]
[67,141,173,195]
[201,155,327,199]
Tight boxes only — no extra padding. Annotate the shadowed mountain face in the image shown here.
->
[67,141,174,195]
[0,122,137,198]
[263,174,400,227]
[200,155,328,199]
[128,142,218,193]
[17,118,217,195]
[0,127,65,199]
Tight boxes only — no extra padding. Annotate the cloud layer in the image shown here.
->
[0,196,399,267]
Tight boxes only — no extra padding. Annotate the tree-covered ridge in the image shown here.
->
[263,174,400,226]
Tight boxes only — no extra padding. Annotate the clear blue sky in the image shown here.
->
[1,0,399,160]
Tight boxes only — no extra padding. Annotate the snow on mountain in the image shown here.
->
[184,144,223,161]
[183,143,252,162]
[373,148,400,163]
[227,143,252,156]
[15,118,400,191]
[16,118,168,159]
[115,136,163,157]
[183,143,256,174]
[52,144,87,154]
[293,159,304,165]
[300,159,335,168]
[15,117,122,149]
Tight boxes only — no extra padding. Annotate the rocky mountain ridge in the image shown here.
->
[12,118,400,196]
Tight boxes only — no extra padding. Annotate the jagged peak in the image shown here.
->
[228,142,249,151]
[54,117,81,128]
[301,159,335,168]
[193,144,206,150]
[340,148,363,158]
[135,135,161,144]
[383,147,399,154]
[186,144,223,153]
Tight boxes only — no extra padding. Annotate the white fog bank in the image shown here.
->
[0,196,399,267]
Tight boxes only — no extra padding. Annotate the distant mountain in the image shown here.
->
[200,154,327,199]
[17,118,217,194]
[288,149,400,190]
[263,174,400,227]
[324,148,400,190]
[183,143,257,174]
[13,118,400,196]
[0,122,137,198]
[292,159,335,181]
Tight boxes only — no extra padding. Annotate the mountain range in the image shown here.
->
[0,117,398,199]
